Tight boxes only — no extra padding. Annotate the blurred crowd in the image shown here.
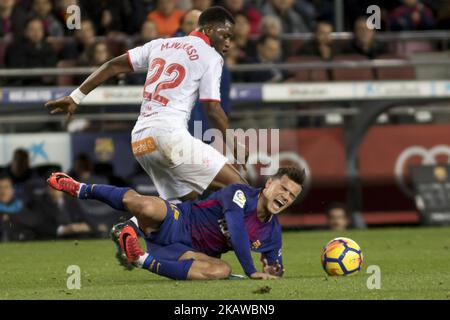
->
[0,148,142,242]
[0,146,352,242]
[1,0,449,85]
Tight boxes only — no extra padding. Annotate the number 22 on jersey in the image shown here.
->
[143,58,186,106]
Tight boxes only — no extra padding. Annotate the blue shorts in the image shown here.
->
[133,200,197,261]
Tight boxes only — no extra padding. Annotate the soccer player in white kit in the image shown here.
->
[46,7,248,201]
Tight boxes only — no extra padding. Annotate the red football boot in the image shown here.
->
[47,172,81,197]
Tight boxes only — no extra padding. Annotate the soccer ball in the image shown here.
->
[321,237,363,276]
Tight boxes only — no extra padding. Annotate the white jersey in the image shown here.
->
[127,31,224,132]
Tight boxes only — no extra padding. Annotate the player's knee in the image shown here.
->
[205,261,231,280]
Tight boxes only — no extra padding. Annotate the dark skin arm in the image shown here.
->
[203,101,249,169]
[45,54,132,119]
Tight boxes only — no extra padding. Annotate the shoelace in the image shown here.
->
[126,236,144,260]
[59,178,78,196]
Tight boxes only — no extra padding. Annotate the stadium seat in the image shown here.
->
[286,56,329,82]
[395,40,435,55]
[375,54,416,80]
[57,59,77,86]
[332,54,375,81]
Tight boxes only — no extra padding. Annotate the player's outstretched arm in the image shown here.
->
[224,210,279,280]
[45,54,133,119]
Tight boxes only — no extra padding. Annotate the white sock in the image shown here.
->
[136,252,149,268]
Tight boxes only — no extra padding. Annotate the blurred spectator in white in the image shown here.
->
[4,16,57,85]
[260,14,291,59]
[29,184,94,239]
[246,35,286,83]
[0,174,37,242]
[389,0,436,31]
[191,0,212,11]
[326,203,350,231]
[296,20,337,60]
[260,14,282,37]
[293,0,318,30]
[173,9,201,37]
[221,0,262,35]
[81,0,132,35]
[147,0,185,38]
[5,149,37,199]
[61,18,96,59]
[341,17,389,59]
[262,0,311,33]
[31,0,64,37]
[0,0,27,40]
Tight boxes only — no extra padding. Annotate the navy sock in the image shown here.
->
[142,255,193,280]
[79,184,130,211]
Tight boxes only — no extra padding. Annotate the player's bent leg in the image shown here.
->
[180,251,232,280]
[122,190,167,233]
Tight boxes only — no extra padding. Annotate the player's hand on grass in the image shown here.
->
[250,272,279,280]
[262,258,284,277]
[45,96,78,121]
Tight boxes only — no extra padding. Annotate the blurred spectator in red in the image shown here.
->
[296,20,337,60]
[233,13,256,63]
[81,0,132,35]
[29,184,95,239]
[262,0,311,33]
[245,35,287,83]
[0,0,27,40]
[221,0,262,35]
[31,0,64,37]
[191,0,212,11]
[326,202,350,231]
[5,16,57,85]
[341,17,389,59]
[0,174,37,242]
[173,9,201,37]
[147,0,185,38]
[389,0,436,31]
[61,18,96,60]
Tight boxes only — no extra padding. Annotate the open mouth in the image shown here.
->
[273,199,285,210]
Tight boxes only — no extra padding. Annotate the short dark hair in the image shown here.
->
[198,6,235,27]
[272,167,306,186]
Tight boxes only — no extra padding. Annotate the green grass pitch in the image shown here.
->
[1,227,449,299]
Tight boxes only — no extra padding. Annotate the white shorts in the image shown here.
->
[131,126,228,200]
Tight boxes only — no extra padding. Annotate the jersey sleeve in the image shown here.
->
[127,40,154,71]
[198,54,223,102]
[218,185,257,276]
[225,210,257,277]
[257,222,284,276]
